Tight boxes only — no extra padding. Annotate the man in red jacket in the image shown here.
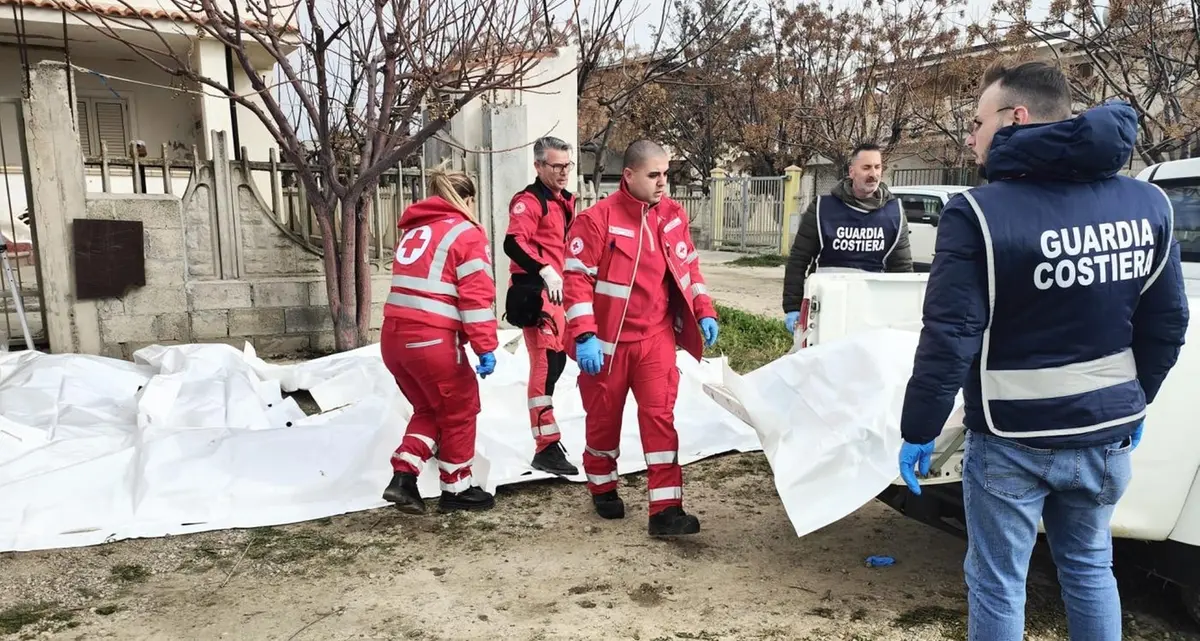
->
[503,136,581,477]
[562,139,720,537]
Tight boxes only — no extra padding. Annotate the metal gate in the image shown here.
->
[0,98,47,350]
[719,175,786,253]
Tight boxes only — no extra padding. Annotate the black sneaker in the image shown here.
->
[438,486,495,513]
[382,472,425,515]
[648,506,700,537]
[592,490,625,520]
[532,441,579,476]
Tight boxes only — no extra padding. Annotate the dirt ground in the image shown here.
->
[1,253,1198,640]
[695,252,786,319]
[2,454,1197,641]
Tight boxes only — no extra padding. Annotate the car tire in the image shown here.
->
[1182,587,1200,626]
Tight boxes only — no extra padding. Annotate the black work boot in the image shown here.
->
[382,472,425,515]
[592,490,625,520]
[532,441,579,476]
[648,506,701,537]
[438,486,495,513]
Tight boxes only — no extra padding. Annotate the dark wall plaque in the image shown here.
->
[72,219,146,300]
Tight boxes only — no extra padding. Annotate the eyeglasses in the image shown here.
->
[539,161,575,173]
[969,106,1016,134]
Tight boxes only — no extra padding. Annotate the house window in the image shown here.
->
[76,98,129,157]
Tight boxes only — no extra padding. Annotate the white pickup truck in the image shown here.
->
[793,158,1200,622]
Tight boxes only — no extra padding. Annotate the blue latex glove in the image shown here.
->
[475,352,496,378]
[1130,420,1144,450]
[785,311,800,333]
[898,440,935,495]
[700,317,719,347]
[576,336,604,375]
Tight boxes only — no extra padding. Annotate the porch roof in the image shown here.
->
[0,0,299,33]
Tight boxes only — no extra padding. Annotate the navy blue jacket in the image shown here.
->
[900,102,1189,449]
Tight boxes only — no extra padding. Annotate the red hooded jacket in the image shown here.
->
[382,196,498,355]
[562,183,717,364]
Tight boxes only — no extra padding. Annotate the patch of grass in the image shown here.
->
[244,526,364,565]
[0,601,73,635]
[728,253,787,268]
[109,563,151,583]
[704,304,792,374]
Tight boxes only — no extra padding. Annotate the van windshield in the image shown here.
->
[1158,178,1200,263]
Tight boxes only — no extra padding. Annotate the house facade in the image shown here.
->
[0,0,293,243]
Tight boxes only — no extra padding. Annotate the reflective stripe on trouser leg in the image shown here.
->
[525,326,567,452]
[630,329,684,514]
[391,432,437,474]
[434,353,482,494]
[438,457,474,494]
[579,345,631,495]
[385,341,440,475]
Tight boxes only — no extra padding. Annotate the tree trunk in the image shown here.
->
[314,200,345,353]
[314,193,376,354]
[355,193,373,347]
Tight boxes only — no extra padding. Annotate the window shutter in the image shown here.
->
[93,101,128,157]
[76,100,92,156]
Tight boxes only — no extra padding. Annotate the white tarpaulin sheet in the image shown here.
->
[714,328,964,538]
[0,330,760,552]
[0,326,957,553]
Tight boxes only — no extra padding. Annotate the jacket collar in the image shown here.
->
[529,176,573,202]
[613,179,661,214]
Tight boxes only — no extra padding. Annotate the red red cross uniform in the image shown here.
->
[381,195,498,494]
[561,183,717,515]
[504,180,576,452]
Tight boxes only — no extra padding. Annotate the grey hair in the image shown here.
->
[534,136,572,163]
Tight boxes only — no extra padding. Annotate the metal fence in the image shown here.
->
[891,167,982,187]
[0,98,46,350]
[717,175,786,253]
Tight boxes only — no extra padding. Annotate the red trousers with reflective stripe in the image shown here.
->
[525,297,567,452]
[380,318,478,494]
[579,326,682,515]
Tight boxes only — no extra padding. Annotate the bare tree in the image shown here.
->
[771,0,969,172]
[902,37,1026,168]
[994,0,1200,165]
[62,0,568,350]
[573,0,746,188]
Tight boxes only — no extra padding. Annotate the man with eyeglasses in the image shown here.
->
[897,60,1188,641]
[503,135,581,477]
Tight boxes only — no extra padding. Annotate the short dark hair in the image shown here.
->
[982,60,1072,121]
[849,142,882,164]
[623,139,667,170]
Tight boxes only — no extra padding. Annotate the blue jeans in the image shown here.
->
[962,430,1134,641]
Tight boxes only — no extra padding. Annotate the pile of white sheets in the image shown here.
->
[0,327,953,552]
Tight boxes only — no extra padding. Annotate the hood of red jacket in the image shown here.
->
[398,196,475,228]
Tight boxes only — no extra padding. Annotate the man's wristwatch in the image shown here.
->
[575,332,595,344]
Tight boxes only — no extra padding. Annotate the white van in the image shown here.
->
[793,159,1200,623]
[891,185,969,271]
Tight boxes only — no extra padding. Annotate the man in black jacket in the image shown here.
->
[781,143,913,332]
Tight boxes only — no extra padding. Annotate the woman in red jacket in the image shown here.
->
[380,170,499,514]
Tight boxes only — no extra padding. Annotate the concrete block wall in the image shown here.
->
[81,194,391,360]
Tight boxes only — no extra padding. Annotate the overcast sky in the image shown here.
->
[558,0,1058,49]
